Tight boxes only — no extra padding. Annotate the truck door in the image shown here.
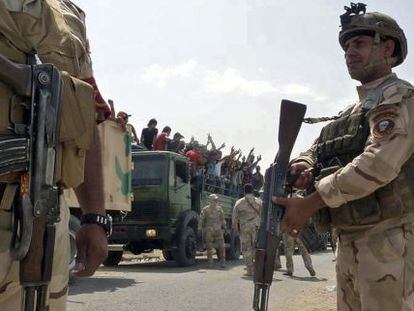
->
[169,159,191,222]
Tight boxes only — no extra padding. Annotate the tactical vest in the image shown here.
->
[312,77,414,232]
[0,0,95,188]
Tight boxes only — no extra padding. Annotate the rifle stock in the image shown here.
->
[253,99,306,311]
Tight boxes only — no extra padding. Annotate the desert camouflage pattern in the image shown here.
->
[199,204,226,263]
[232,194,261,269]
[337,219,414,311]
[0,0,92,309]
[283,234,314,275]
[295,73,414,310]
[0,197,70,310]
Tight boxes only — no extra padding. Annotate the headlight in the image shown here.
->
[146,229,157,237]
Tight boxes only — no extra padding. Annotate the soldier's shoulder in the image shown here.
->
[235,197,245,205]
[254,197,262,205]
[378,78,414,107]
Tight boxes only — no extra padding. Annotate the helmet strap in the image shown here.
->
[362,32,395,71]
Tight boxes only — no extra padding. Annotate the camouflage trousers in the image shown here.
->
[205,227,225,263]
[0,196,70,311]
[240,222,257,268]
[283,234,313,274]
[337,221,414,311]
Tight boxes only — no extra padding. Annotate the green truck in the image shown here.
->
[106,150,241,266]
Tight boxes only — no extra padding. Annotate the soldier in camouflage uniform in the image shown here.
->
[0,1,109,310]
[274,3,414,310]
[199,194,226,268]
[282,234,315,277]
[232,184,261,276]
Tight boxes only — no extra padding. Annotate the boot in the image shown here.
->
[245,266,254,276]
[307,267,316,277]
[220,261,226,268]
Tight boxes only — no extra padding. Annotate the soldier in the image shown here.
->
[0,1,109,310]
[281,234,316,277]
[232,183,261,276]
[199,194,226,268]
[274,3,414,310]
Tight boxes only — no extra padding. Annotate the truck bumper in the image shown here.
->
[109,224,174,245]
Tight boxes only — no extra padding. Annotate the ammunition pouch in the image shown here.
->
[56,72,95,189]
[0,72,95,188]
[314,104,414,230]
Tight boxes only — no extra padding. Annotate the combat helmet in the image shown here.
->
[339,2,407,67]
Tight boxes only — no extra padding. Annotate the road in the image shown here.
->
[68,250,336,311]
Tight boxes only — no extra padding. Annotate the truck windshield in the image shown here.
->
[132,157,166,186]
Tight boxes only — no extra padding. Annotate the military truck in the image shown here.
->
[66,120,132,270]
[106,151,242,267]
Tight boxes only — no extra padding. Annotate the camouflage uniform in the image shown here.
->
[294,8,414,310]
[0,1,97,310]
[199,195,226,267]
[282,234,315,276]
[232,193,261,274]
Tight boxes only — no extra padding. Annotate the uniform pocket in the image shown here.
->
[56,72,95,189]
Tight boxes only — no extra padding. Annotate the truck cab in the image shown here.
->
[108,150,241,266]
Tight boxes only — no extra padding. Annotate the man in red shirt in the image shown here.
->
[153,126,171,151]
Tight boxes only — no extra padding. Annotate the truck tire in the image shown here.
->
[69,215,81,280]
[103,251,123,267]
[162,250,174,261]
[173,227,196,267]
[226,233,241,260]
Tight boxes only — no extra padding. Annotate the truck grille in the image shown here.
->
[126,201,168,222]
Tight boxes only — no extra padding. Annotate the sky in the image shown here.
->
[75,0,414,167]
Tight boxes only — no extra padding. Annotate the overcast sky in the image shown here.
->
[75,0,414,167]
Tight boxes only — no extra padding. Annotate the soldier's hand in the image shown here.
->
[73,224,108,277]
[273,192,325,238]
[289,162,314,189]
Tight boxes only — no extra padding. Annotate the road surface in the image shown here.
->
[68,250,336,311]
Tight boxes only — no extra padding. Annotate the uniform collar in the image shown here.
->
[356,73,396,101]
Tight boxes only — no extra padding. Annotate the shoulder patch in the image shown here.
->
[372,109,398,140]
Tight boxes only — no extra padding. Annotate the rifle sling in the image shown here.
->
[246,197,260,216]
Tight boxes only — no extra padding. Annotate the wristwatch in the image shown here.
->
[81,213,112,237]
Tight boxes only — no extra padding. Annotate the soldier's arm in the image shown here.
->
[231,203,239,232]
[315,86,414,208]
[219,207,226,228]
[292,139,318,168]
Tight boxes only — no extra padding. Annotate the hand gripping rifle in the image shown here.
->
[0,53,62,311]
[253,100,306,311]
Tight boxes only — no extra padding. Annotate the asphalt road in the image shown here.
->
[68,250,336,311]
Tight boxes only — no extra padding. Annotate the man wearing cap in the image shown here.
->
[274,3,414,309]
[232,184,261,276]
[198,194,226,268]
[116,111,139,144]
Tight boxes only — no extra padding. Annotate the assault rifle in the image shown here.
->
[253,99,306,311]
[0,53,62,311]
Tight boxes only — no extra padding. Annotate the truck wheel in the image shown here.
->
[162,250,174,261]
[103,251,123,267]
[226,234,241,260]
[173,227,196,267]
[69,215,81,279]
